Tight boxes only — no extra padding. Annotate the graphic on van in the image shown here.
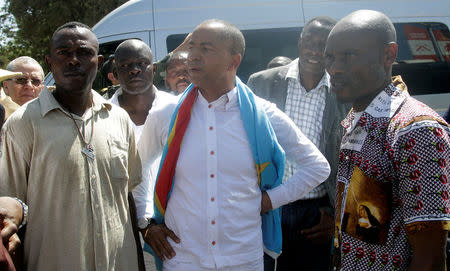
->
[433,29,450,62]
[404,25,438,62]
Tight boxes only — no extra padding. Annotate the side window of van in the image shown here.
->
[393,22,450,96]
[166,23,449,112]
[167,27,301,82]
[95,40,128,90]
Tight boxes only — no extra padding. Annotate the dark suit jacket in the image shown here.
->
[247,64,350,206]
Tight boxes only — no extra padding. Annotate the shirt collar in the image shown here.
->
[40,87,112,117]
[285,58,330,93]
[197,87,237,111]
[342,80,407,130]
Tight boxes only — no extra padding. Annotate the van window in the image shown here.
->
[393,22,450,96]
[167,22,449,99]
[166,27,301,82]
[95,39,128,90]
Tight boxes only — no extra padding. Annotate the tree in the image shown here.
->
[0,0,127,71]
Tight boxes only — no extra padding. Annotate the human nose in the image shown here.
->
[178,70,189,78]
[188,48,200,61]
[129,64,142,75]
[67,52,80,67]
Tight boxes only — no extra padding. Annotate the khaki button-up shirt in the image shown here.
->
[0,88,142,271]
[0,89,20,120]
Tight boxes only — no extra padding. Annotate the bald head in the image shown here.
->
[114,39,154,95]
[196,19,245,57]
[115,39,152,62]
[325,10,398,111]
[332,10,396,48]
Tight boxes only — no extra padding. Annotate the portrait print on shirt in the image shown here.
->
[339,167,391,245]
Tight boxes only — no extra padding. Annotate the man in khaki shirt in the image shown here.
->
[0,22,142,271]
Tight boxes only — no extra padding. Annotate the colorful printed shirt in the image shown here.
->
[334,77,450,270]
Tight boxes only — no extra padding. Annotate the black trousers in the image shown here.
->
[264,197,332,271]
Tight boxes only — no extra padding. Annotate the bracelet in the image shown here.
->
[13,197,28,229]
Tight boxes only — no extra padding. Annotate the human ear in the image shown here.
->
[384,42,398,68]
[2,81,10,95]
[45,55,52,72]
[97,55,104,70]
[229,53,242,71]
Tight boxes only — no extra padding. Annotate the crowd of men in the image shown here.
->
[0,9,449,271]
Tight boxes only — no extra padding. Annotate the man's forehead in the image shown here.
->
[116,48,151,61]
[52,27,98,48]
[191,26,222,43]
[167,59,187,69]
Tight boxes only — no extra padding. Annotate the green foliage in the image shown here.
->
[0,0,127,71]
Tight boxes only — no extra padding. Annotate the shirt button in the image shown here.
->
[210,150,214,155]
[211,220,215,225]
[210,174,214,178]
[208,104,212,108]
[212,241,216,245]
[92,174,96,179]
[209,126,213,131]
[211,197,215,202]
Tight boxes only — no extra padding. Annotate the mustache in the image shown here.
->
[176,79,190,85]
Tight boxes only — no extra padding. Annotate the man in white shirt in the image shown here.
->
[110,39,178,271]
[137,19,331,271]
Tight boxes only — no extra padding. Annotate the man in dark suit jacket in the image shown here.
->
[248,17,350,271]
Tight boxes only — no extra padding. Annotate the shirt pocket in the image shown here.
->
[109,139,129,181]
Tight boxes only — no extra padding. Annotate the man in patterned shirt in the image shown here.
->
[326,10,450,270]
[248,17,349,270]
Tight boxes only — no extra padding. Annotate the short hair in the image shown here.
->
[267,56,292,69]
[198,19,245,57]
[301,16,337,38]
[6,56,44,79]
[166,51,188,71]
[51,21,98,50]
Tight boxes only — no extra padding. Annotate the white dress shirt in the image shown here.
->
[111,88,179,220]
[137,87,330,269]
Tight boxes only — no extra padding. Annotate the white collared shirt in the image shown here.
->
[137,87,330,268]
[128,89,180,220]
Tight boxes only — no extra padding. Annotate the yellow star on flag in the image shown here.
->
[256,162,270,185]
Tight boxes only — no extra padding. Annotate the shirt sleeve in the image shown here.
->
[262,99,331,209]
[395,123,450,228]
[0,115,32,202]
[133,101,173,219]
[127,119,142,192]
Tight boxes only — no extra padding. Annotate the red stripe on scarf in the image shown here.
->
[155,87,198,213]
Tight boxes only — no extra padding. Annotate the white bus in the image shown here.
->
[45,0,450,115]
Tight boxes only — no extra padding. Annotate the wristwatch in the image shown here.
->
[138,217,150,230]
[13,197,28,229]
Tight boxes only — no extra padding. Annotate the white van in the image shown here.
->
[44,0,450,115]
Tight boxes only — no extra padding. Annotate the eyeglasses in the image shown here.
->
[6,77,42,87]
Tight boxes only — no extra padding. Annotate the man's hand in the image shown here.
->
[172,33,192,53]
[0,197,23,252]
[261,191,273,214]
[301,208,334,245]
[407,222,447,271]
[142,223,180,261]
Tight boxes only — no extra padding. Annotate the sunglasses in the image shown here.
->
[6,77,42,87]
